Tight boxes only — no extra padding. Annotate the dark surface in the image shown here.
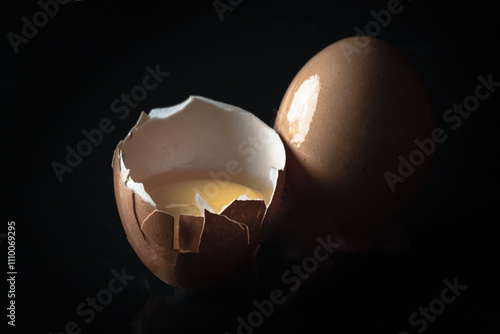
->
[2,1,500,333]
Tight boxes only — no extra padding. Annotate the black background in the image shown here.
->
[2,1,500,333]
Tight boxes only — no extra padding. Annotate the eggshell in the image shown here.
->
[273,36,435,253]
[112,96,286,287]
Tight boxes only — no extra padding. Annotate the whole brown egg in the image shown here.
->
[273,36,435,253]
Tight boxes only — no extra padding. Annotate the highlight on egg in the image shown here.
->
[273,36,436,253]
[112,96,286,288]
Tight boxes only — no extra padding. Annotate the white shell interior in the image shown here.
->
[118,96,286,210]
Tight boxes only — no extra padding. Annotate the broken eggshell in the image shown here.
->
[112,96,286,288]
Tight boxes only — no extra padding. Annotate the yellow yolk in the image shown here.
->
[146,178,264,215]
[140,170,272,250]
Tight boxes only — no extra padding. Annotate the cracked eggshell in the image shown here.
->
[273,36,435,253]
[112,96,286,288]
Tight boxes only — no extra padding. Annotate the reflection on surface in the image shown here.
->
[287,74,321,148]
[129,234,338,334]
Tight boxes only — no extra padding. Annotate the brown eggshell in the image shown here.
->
[112,96,286,287]
[113,146,179,270]
[273,36,435,253]
[177,215,204,253]
[220,199,266,245]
